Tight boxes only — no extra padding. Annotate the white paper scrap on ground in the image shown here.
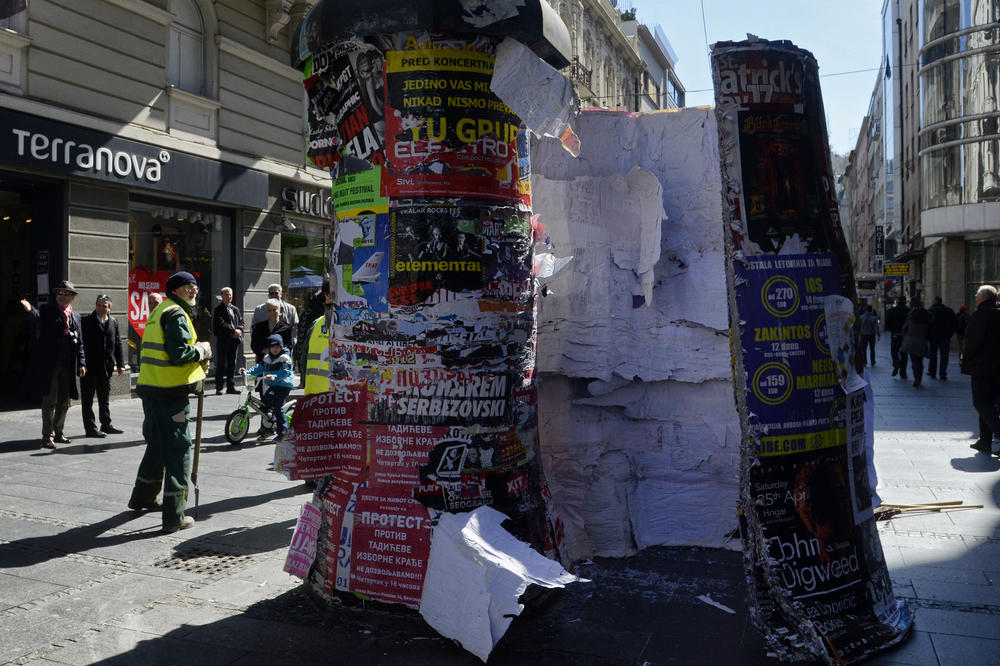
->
[491,37,581,156]
[419,506,582,662]
[697,594,735,614]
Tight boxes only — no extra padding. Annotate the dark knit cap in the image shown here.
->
[165,271,197,293]
[267,334,284,348]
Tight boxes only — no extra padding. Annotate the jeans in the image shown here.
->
[263,385,291,435]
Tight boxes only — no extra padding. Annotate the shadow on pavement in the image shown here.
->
[184,518,299,554]
[0,511,160,569]
[91,547,782,666]
[187,484,312,522]
[950,451,1000,474]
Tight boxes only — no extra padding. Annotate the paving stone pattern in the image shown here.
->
[0,339,997,665]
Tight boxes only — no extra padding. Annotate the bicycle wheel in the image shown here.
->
[225,408,252,445]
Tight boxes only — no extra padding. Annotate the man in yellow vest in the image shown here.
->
[302,299,333,396]
[128,271,212,533]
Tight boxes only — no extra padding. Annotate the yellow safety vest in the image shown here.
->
[304,315,331,395]
[137,301,206,388]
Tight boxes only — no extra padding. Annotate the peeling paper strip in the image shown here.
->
[533,252,573,278]
[491,37,581,156]
[419,506,582,663]
[824,295,867,394]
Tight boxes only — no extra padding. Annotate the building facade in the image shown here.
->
[549,0,646,110]
[621,20,685,111]
[865,0,1000,311]
[0,0,330,404]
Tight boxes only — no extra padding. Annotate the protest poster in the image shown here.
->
[286,387,368,481]
[284,503,323,579]
[713,38,911,663]
[349,490,433,608]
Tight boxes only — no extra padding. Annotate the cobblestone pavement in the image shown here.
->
[0,338,997,665]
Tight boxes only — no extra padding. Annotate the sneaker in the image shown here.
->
[101,425,124,434]
[162,516,195,534]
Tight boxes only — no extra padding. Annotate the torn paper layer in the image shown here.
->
[419,506,582,662]
[530,107,741,558]
[491,37,581,156]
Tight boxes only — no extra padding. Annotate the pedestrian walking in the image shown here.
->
[960,285,1000,455]
[128,271,212,533]
[955,305,970,352]
[80,294,127,437]
[212,287,244,395]
[245,334,295,442]
[858,305,880,366]
[927,296,956,380]
[20,281,87,449]
[885,297,910,378]
[251,284,298,350]
[900,304,932,387]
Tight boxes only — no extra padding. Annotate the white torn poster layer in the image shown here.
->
[530,107,740,556]
[419,506,582,662]
[491,37,581,155]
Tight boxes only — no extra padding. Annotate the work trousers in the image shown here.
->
[971,376,1000,443]
[80,371,112,432]
[129,395,193,528]
[41,366,73,441]
[927,336,951,378]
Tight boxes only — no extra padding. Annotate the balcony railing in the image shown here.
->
[568,56,592,91]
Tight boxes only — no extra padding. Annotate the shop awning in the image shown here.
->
[290,0,572,70]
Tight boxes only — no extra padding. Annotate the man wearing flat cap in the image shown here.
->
[128,271,212,533]
[20,280,87,449]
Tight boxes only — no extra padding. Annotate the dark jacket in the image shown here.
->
[884,303,910,335]
[927,303,956,338]
[900,307,931,357]
[81,312,124,379]
[250,319,293,363]
[23,301,86,400]
[212,302,245,345]
[960,299,1000,377]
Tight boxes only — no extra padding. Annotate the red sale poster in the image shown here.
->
[127,268,169,337]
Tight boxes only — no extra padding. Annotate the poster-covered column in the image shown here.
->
[280,1,571,611]
[711,38,912,663]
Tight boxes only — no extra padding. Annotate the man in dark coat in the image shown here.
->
[80,294,126,437]
[212,286,244,395]
[927,296,956,380]
[885,297,910,378]
[960,285,1000,455]
[20,280,87,449]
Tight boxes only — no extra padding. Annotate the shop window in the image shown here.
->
[127,201,233,371]
[280,229,330,316]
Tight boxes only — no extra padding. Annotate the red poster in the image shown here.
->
[127,268,169,337]
[288,386,368,481]
[322,478,356,595]
[370,424,449,490]
[349,489,432,608]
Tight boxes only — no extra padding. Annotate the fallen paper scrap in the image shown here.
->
[697,594,735,614]
[419,506,584,662]
[491,37,580,156]
[283,503,322,579]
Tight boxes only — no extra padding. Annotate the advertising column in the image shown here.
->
[280,1,571,612]
[712,38,912,663]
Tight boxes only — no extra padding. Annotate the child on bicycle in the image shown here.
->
[246,334,295,441]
